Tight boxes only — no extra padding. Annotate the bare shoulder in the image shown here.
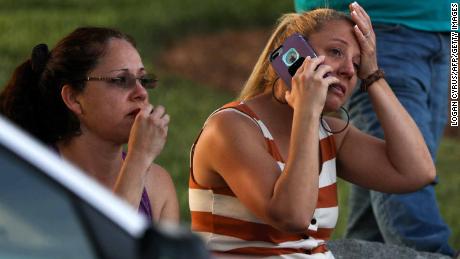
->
[145,163,176,197]
[199,109,266,149]
[149,163,171,182]
[193,108,267,185]
[145,163,179,222]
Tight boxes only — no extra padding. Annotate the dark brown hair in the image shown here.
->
[0,27,136,144]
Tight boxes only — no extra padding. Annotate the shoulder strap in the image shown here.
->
[189,101,283,184]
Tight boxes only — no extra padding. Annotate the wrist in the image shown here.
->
[293,107,321,124]
[360,69,385,92]
[125,151,154,169]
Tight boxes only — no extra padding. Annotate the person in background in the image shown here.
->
[0,27,179,223]
[189,5,436,258]
[295,0,453,256]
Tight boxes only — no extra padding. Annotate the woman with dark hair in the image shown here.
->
[0,27,179,223]
[189,5,436,258]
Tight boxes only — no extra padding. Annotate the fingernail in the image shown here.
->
[352,10,357,16]
[352,1,358,6]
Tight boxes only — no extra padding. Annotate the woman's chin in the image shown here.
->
[323,99,343,113]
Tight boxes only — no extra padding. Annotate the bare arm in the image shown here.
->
[194,57,339,233]
[195,111,319,233]
[113,104,170,209]
[146,164,179,223]
[331,79,435,192]
[334,3,435,192]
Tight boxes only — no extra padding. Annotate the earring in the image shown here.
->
[320,107,350,134]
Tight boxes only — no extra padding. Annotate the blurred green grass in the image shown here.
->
[0,0,458,249]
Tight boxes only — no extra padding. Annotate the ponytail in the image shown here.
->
[0,55,51,142]
[1,42,86,144]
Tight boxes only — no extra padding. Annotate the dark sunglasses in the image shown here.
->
[85,73,158,89]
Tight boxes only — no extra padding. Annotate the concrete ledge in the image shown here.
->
[327,239,451,259]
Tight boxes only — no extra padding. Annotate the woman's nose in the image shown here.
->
[131,80,148,101]
[338,59,355,78]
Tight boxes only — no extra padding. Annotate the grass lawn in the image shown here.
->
[1,0,458,249]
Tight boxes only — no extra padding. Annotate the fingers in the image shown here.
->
[294,56,332,81]
[314,62,333,79]
[349,2,373,39]
[139,104,153,117]
[308,56,326,74]
[351,11,371,38]
[353,24,370,45]
[295,56,325,76]
[349,2,378,79]
[350,2,371,24]
[293,55,314,77]
[150,105,169,127]
[324,75,340,86]
[314,61,340,85]
[292,56,321,87]
[160,113,170,128]
[150,105,165,119]
[136,104,170,128]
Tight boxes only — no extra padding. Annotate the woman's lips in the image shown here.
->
[329,83,346,96]
[127,108,141,117]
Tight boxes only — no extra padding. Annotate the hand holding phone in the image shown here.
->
[269,33,318,89]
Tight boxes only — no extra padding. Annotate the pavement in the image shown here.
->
[327,239,452,259]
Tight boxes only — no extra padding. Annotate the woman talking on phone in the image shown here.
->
[189,4,435,258]
[0,27,179,223]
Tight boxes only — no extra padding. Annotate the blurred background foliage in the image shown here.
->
[0,0,458,248]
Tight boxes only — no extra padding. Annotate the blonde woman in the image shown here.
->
[189,5,434,258]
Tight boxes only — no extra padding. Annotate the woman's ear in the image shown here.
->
[61,85,83,115]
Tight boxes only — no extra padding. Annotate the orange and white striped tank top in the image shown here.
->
[189,101,338,258]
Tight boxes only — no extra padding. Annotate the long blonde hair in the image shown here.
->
[238,8,352,100]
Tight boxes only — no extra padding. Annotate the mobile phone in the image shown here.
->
[269,33,317,89]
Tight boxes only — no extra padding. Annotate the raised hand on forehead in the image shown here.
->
[349,2,378,79]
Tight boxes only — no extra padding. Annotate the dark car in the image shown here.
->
[0,115,210,259]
